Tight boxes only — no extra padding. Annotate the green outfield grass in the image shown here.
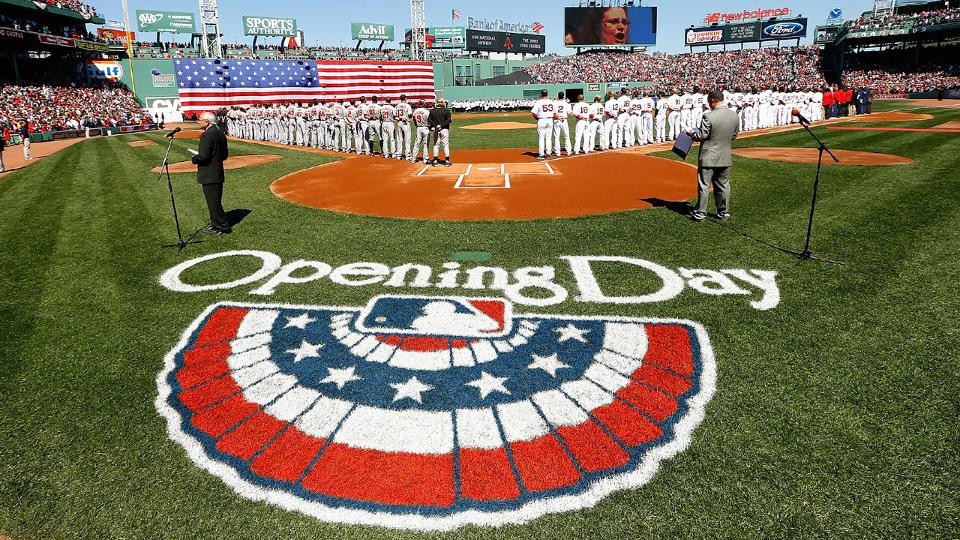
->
[1,100,957,539]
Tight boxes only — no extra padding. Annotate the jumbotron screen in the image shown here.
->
[564,6,658,47]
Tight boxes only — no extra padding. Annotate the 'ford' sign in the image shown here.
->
[762,19,807,39]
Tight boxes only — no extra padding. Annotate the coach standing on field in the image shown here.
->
[686,89,739,223]
[428,99,453,167]
[191,111,232,235]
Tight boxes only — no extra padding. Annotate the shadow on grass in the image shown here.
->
[227,208,252,227]
[641,197,692,216]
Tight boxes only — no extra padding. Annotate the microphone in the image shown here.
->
[164,127,182,138]
[791,109,810,125]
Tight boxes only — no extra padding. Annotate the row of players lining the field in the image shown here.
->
[530,87,828,157]
[224,95,455,166]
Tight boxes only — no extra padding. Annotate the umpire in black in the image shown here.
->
[192,111,231,235]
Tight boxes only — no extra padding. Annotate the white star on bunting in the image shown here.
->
[555,323,591,343]
[390,376,434,404]
[466,372,511,400]
[319,366,362,390]
[284,313,317,330]
[528,353,571,378]
[286,340,323,363]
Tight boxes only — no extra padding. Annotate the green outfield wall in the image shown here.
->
[111,58,650,109]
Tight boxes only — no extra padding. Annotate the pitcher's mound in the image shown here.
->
[151,154,282,173]
[128,140,157,147]
[733,147,913,166]
[463,122,536,130]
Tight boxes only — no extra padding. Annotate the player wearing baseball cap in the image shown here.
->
[531,89,555,159]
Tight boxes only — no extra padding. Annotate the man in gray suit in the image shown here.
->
[687,89,739,222]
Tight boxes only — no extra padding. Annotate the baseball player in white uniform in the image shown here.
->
[680,90,694,132]
[356,98,370,155]
[654,93,668,143]
[667,91,682,141]
[411,101,431,163]
[552,92,572,157]
[692,90,708,133]
[379,98,396,158]
[638,90,655,145]
[367,96,382,155]
[531,89,555,158]
[572,94,590,155]
[615,88,631,149]
[394,95,413,160]
[602,92,619,151]
[587,95,604,153]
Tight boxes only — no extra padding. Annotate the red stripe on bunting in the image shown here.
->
[301,444,456,507]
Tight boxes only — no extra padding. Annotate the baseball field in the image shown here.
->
[1,100,957,538]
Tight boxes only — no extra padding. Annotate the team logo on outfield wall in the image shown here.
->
[156,295,716,530]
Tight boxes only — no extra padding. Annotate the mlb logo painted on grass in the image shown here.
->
[156,295,716,530]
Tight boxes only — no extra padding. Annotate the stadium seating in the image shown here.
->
[0,81,149,136]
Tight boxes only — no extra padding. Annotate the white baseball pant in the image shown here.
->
[536,118,553,156]
[553,119,571,155]
[381,122,396,157]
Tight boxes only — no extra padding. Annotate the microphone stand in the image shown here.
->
[790,116,842,265]
[157,135,203,254]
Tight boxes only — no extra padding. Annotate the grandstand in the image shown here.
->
[0,0,152,142]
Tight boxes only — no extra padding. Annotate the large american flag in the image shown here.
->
[175,59,436,112]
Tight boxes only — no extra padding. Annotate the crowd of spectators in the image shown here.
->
[525,46,826,93]
[0,81,149,138]
[842,44,960,96]
[32,0,98,18]
[848,7,960,32]
[450,99,536,112]
[0,13,100,41]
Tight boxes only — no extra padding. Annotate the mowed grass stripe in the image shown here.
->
[0,107,958,538]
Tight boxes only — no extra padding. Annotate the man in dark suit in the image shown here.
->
[191,112,231,235]
[686,89,739,222]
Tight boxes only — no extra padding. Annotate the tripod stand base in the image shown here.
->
[792,249,843,266]
[162,239,205,254]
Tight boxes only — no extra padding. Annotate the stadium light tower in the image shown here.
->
[198,0,223,59]
[873,0,896,17]
[410,0,427,61]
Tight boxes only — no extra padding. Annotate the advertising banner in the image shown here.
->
[38,34,75,47]
[684,27,724,45]
[760,18,807,40]
[564,7,657,47]
[725,21,761,42]
[0,28,26,39]
[76,39,110,52]
[98,28,136,43]
[136,10,196,34]
[466,29,545,54]
[704,7,791,24]
[685,17,807,46]
[243,16,298,37]
[404,26,466,48]
[351,22,395,41]
[86,60,124,81]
